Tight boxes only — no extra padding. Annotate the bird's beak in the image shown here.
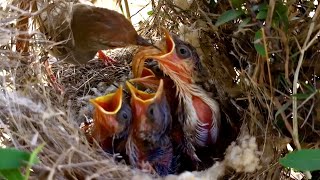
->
[136,35,162,51]
[126,79,164,131]
[132,29,192,83]
[129,67,160,90]
[90,86,123,133]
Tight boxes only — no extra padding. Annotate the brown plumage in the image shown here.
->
[38,3,151,64]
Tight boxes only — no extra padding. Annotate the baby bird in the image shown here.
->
[125,79,174,176]
[81,86,132,158]
[132,29,221,169]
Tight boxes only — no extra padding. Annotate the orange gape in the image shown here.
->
[131,29,221,167]
[126,80,174,176]
[82,86,132,155]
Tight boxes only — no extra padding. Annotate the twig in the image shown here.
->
[151,0,156,9]
[300,102,314,128]
[47,147,73,180]
[292,5,320,149]
[297,90,317,110]
[292,4,320,180]
[130,2,150,18]
[57,160,111,169]
[7,4,49,17]
[274,26,290,82]
[123,0,131,22]
[261,28,273,100]
[197,8,218,32]
[265,0,275,36]
[273,98,293,136]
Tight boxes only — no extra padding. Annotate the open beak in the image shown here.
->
[132,29,192,83]
[126,79,164,131]
[129,67,160,90]
[90,86,123,133]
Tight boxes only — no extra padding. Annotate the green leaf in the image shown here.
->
[0,169,24,180]
[274,2,289,31]
[28,144,43,165]
[254,30,266,56]
[147,10,153,16]
[291,93,313,100]
[0,148,31,169]
[300,82,316,92]
[275,101,291,120]
[254,43,266,56]
[256,10,267,20]
[24,143,44,180]
[215,9,244,27]
[280,149,320,171]
[275,2,288,15]
[239,18,251,28]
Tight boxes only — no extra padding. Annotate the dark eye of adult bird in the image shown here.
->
[176,44,192,59]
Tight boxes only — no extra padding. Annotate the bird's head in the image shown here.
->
[132,29,202,88]
[129,67,160,91]
[126,79,171,143]
[90,86,132,139]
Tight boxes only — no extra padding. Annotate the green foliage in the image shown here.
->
[0,145,43,180]
[280,149,320,171]
[273,2,289,31]
[215,1,289,55]
[256,9,267,20]
[291,92,314,100]
[215,9,244,27]
[238,17,250,28]
[147,10,153,16]
[0,148,31,169]
[0,169,24,180]
[291,82,316,100]
[25,143,45,180]
[254,30,266,56]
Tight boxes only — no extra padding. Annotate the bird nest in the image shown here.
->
[1,0,320,179]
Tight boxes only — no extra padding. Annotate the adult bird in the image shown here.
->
[81,86,132,158]
[37,2,152,64]
[132,29,221,165]
[125,79,174,176]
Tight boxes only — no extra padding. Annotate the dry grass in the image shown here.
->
[1,0,320,179]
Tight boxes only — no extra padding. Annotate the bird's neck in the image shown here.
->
[176,83,220,146]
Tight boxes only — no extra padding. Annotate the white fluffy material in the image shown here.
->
[224,135,261,173]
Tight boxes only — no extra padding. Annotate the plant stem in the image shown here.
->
[292,4,320,180]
